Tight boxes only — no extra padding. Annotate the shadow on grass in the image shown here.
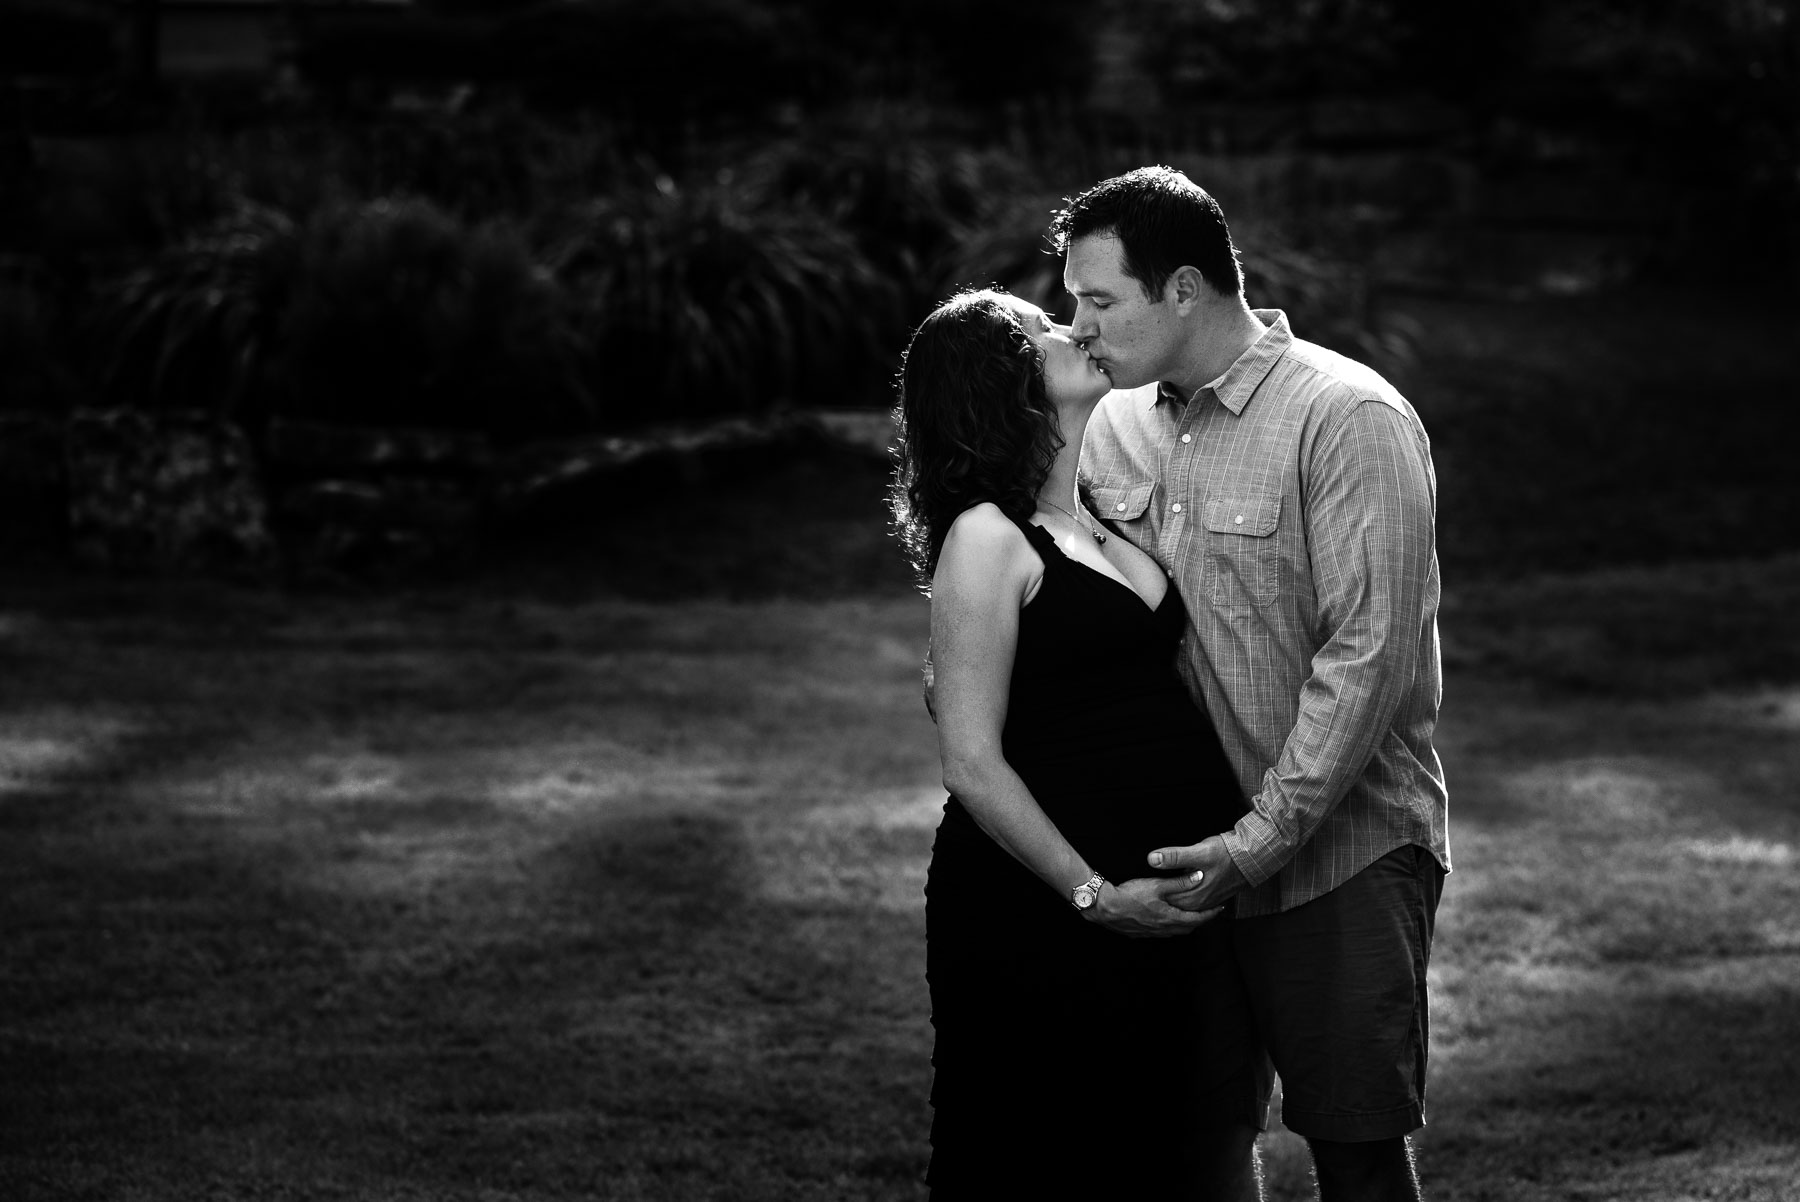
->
[1417,665,1800,1199]
[1427,965,1800,1194]
[0,583,939,1201]
[2,787,934,1200]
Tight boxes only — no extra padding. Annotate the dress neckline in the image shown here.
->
[1023,521,1167,615]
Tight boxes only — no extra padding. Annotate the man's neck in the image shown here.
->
[1166,299,1266,402]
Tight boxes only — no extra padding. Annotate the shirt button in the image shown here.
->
[1115,502,1127,512]
[1234,513,1245,525]
[1180,433,1193,444]
[1171,502,1183,513]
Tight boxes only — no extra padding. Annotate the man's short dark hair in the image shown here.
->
[1049,165,1243,301]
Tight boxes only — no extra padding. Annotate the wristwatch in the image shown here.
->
[1070,871,1108,913]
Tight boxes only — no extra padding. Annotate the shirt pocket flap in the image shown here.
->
[1203,494,1281,537]
[1087,481,1154,522]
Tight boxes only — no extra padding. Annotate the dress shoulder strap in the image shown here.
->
[1009,514,1068,565]
[1004,512,1050,549]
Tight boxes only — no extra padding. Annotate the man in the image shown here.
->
[1056,166,1450,1202]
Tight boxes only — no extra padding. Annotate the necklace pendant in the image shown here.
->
[1042,498,1106,546]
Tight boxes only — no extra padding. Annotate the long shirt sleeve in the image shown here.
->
[1220,401,1438,887]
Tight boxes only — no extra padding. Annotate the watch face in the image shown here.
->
[1074,886,1096,909]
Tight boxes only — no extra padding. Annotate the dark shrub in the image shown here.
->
[0,256,76,550]
[0,257,79,413]
[740,130,1011,316]
[350,104,630,221]
[122,102,633,242]
[64,408,278,578]
[545,181,901,423]
[291,7,490,94]
[0,2,114,75]
[494,0,817,119]
[1235,234,1413,372]
[791,0,1090,106]
[267,197,595,441]
[1147,1,1407,103]
[298,0,820,123]
[92,199,299,423]
[934,191,1073,319]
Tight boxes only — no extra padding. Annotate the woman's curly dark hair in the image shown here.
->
[888,287,1064,589]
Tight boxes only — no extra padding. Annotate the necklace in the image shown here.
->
[1040,498,1106,545]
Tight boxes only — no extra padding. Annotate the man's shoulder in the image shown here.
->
[1272,336,1416,426]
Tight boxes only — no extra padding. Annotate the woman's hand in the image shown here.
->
[1086,876,1223,938]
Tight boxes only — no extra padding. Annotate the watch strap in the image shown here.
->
[1070,870,1108,911]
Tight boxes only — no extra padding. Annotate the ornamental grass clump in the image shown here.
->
[546,181,900,423]
[934,191,1077,318]
[739,134,998,313]
[92,200,300,425]
[268,197,595,442]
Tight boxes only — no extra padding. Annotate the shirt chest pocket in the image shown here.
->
[1087,480,1154,526]
[1202,493,1283,606]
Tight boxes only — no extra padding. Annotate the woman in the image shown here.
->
[891,289,1269,1198]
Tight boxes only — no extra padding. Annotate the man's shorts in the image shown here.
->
[1231,843,1447,1143]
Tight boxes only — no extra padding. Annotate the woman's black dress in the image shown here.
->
[924,520,1264,1195]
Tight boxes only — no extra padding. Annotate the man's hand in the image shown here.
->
[1088,876,1223,938]
[1148,835,1248,912]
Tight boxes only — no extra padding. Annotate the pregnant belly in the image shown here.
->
[1023,773,1220,886]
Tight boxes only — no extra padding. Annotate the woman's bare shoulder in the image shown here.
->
[935,503,1040,599]
[945,501,1021,542]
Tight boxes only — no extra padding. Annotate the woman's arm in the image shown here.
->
[932,504,1214,937]
[932,504,1091,896]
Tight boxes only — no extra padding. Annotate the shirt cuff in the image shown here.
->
[1221,806,1296,890]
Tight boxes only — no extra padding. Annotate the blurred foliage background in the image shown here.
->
[0,0,1795,585]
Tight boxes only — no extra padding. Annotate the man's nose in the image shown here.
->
[1069,310,1096,343]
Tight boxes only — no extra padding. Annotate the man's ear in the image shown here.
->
[1169,265,1207,312]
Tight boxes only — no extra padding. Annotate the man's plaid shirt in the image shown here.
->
[1078,310,1449,916]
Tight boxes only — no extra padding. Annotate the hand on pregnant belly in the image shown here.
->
[1086,875,1225,939]
[1147,834,1247,912]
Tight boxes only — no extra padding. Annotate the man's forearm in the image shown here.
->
[1220,646,1413,885]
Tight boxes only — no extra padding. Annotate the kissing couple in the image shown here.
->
[892,165,1450,1202]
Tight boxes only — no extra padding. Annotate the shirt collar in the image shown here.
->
[1153,309,1291,416]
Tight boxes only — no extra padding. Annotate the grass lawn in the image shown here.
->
[2,285,1797,1200]
[2,546,1797,1201]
